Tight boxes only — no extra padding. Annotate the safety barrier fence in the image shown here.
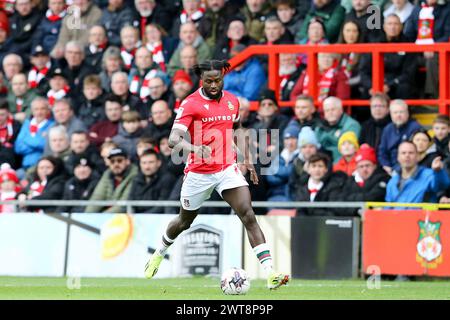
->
[228,43,450,114]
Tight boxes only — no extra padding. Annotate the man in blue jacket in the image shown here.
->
[386,141,450,204]
[223,44,266,101]
[378,99,421,175]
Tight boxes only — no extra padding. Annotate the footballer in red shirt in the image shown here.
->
[144,60,289,290]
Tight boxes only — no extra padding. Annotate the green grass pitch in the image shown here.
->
[1,277,449,300]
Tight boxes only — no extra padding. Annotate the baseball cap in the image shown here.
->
[107,147,128,159]
[31,45,49,56]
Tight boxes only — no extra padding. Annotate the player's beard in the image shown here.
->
[204,87,222,100]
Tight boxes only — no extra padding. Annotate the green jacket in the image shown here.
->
[315,113,361,164]
[167,38,212,77]
[85,164,138,213]
[296,0,346,43]
[239,2,273,43]
[7,89,38,117]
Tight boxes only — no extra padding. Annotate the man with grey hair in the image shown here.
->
[44,99,87,154]
[46,125,71,161]
[2,54,24,85]
[132,0,171,35]
[110,71,146,118]
[60,41,92,96]
[378,99,422,175]
[315,96,361,163]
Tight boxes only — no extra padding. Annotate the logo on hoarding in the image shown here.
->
[179,224,222,277]
[100,214,134,260]
[416,220,443,269]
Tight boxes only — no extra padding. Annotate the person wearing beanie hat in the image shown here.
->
[170,70,194,113]
[333,131,360,176]
[55,153,101,214]
[336,143,390,215]
[297,126,320,149]
[266,123,300,202]
[0,163,20,213]
[251,88,290,154]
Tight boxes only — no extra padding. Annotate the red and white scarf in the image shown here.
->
[47,86,70,107]
[416,3,435,44]
[29,118,48,137]
[29,180,47,198]
[180,6,205,24]
[89,42,107,54]
[307,179,323,202]
[28,62,51,89]
[129,69,158,101]
[1,0,16,14]
[0,114,14,146]
[146,42,166,72]
[302,66,336,102]
[45,8,66,22]
[0,191,17,214]
[121,47,137,70]
[340,53,356,79]
[15,98,23,113]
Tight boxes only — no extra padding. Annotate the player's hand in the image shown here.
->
[432,156,443,172]
[246,163,259,185]
[193,145,212,159]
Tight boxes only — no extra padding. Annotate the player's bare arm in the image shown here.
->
[168,127,211,159]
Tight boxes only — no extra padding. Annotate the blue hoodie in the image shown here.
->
[224,58,266,101]
[386,166,450,204]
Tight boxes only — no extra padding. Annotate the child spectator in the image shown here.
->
[7,73,38,123]
[410,128,440,168]
[32,0,66,54]
[77,75,106,129]
[293,152,347,216]
[431,114,449,156]
[333,131,359,176]
[0,163,21,213]
[112,110,144,160]
[46,67,70,108]
[275,0,303,38]
[120,26,140,70]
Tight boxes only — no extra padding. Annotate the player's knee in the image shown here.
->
[239,208,257,227]
[179,219,194,231]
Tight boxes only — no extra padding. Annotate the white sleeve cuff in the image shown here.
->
[172,123,189,132]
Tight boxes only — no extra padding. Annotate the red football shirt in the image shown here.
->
[172,88,240,174]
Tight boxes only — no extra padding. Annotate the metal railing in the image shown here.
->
[228,43,450,114]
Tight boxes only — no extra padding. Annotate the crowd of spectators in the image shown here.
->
[0,0,450,215]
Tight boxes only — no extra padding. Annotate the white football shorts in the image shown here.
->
[180,163,249,210]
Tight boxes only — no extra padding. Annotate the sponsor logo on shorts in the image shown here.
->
[184,199,190,208]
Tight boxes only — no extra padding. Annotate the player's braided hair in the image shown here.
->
[192,60,231,77]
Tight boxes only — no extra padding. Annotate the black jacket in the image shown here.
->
[359,34,418,97]
[337,167,390,215]
[294,171,347,216]
[142,117,174,142]
[56,171,101,213]
[75,94,106,129]
[198,5,240,48]
[129,170,176,213]
[7,10,43,58]
[27,158,67,212]
[359,115,391,150]
[64,146,106,176]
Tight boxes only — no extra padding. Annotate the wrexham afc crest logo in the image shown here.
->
[416,220,443,269]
